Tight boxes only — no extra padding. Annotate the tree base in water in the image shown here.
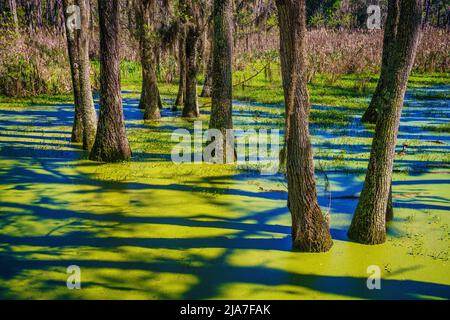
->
[348,225,386,245]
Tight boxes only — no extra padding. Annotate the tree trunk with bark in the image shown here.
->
[209,0,233,160]
[348,0,422,245]
[77,0,97,150]
[361,0,400,125]
[62,0,83,143]
[8,0,19,31]
[135,0,161,120]
[423,0,431,28]
[31,0,43,29]
[173,30,186,111]
[182,0,200,118]
[437,0,441,27]
[46,0,56,26]
[89,0,131,162]
[201,52,213,98]
[276,0,333,252]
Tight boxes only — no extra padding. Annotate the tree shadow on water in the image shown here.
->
[1,90,449,299]
[1,247,449,300]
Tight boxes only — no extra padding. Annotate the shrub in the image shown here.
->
[0,31,71,97]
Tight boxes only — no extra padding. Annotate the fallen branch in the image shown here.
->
[233,63,270,87]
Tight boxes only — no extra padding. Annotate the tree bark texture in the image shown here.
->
[89,0,132,162]
[276,0,333,252]
[174,30,186,110]
[8,0,19,31]
[209,0,233,160]
[62,0,83,143]
[348,0,422,244]
[182,0,201,118]
[77,0,97,151]
[200,48,213,98]
[135,0,161,120]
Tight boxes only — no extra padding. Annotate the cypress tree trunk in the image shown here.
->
[361,0,399,216]
[386,183,394,222]
[77,0,97,151]
[201,51,213,98]
[62,0,83,143]
[135,0,161,120]
[182,25,200,117]
[182,0,200,118]
[361,0,399,125]
[437,0,441,27]
[89,0,132,162]
[209,0,233,160]
[24,1,34,31]
[8,0,19,31]
[126,0,135,31]
[35,0,43,28]
[45,0,55,26]
[423,0,431,28]
[348,0,422,245]
[173,31,186,111]
[276,0,333,252]
[55,0,66,33]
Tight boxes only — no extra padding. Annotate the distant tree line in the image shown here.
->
[1,0,448,33]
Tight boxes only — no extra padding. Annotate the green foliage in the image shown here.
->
[0,44,70,97]
[309,12,327,28]
[307,0,343,27]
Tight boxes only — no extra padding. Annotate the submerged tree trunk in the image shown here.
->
[78,0,97,150]
[62,0,83,143]
[209,0,233,160]
[90,0,131,162]
[201,51,213,98]
[276,0,333,252]
[135,0,161,120]
[361,0,399,214]
[174,31,186,111]
[348,0,422,244]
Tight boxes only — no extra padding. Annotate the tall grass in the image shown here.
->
[0,30,71,97]
[235,27,450,78]
[0,27,448,97]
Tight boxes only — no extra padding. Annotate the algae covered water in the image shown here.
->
[0,87,449,299]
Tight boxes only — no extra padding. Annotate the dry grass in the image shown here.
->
[0,27,448,97]
[235,27,450,77]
